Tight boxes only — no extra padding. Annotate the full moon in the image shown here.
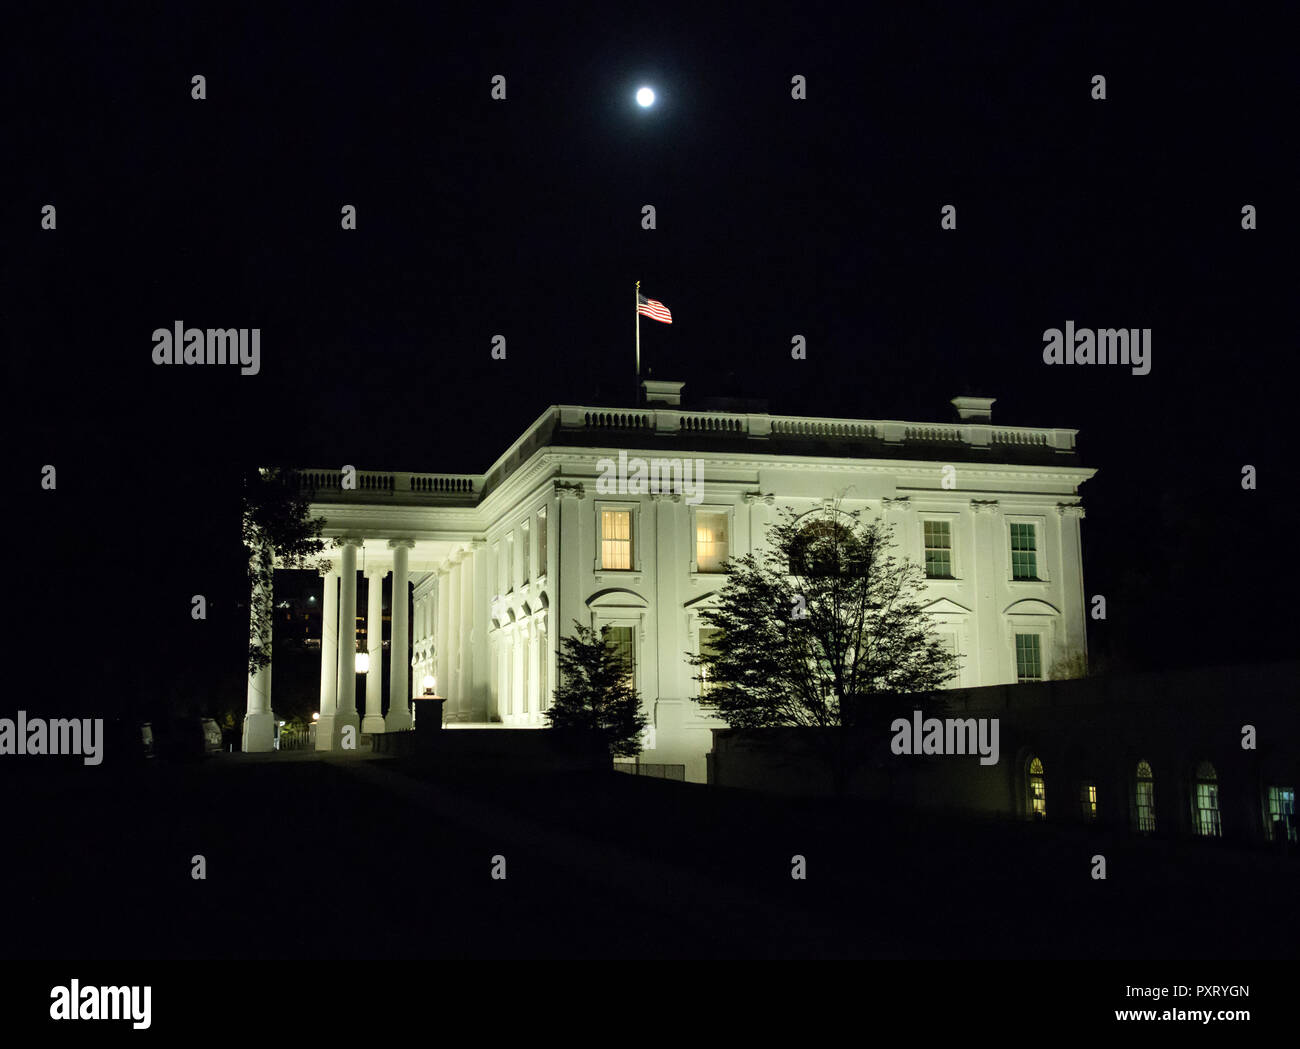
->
[636,87,655,107]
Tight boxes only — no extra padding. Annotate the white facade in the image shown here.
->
[254,386,1094,782]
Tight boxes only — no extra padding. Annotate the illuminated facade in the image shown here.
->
[245,381,1095,783]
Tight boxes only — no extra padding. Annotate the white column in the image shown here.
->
[363,564,386,733]
[470,540,490,720]
[320,538,361,749]
[386,539,414,731]
[459,547,476,720]
[436,567,450,702]
[538,613,550,715]
[1057,505,1087,663]
[970,501,1002,684]
[447,554,463,720]
[242,533,276,752]
[557,483,586,641]
[319,568,339,718]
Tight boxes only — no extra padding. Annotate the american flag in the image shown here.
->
[637,292,673,324]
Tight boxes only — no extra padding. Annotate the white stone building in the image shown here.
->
[244,381,1095,783]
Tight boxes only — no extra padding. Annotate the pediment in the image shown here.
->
[683,591,721,610]
[587,588,649,610]
[1002,598,1060,616]
[923,597,972,615]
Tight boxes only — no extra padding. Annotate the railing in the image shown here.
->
[582,411,653,429]
[903,425,964,442]
[558,406,1075,453]
[613,761,687,780]
[296,407,1080,511]
[771,419,878,438]
[992,429,1051,447]
[276,728,315,752]
[679,412,746,433]
[295,469,481,501]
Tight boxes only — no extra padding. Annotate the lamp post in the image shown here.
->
[413,674,446,732]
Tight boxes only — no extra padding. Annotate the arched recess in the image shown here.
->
[1001,598,1061,616]
[586,588,649,611]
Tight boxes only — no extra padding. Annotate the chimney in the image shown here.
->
[642,379,685,407]
[950,395,995,423]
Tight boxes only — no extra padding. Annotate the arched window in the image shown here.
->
[788,519,864,577]
[1027,756,1047,820]
[1193,761,1221,837]
[1135,760,1156,833]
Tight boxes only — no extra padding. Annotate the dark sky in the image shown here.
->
[10,3,1294,708]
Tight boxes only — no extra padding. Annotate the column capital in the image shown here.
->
[970,499,1000,515]
[363,564,388,579]
[387,538,416,550]
[470,537,488,549]
[882,495,913,511]
[1056,503,1086,519]
[742,491,775,505]
[336,536,364,548]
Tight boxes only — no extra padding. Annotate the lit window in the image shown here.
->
[1015,633,1042,682]
[1193,761,1221,837]
[1010,522,1038,580]
[604,625,635,690]
[1135,760,1156,832]
[923,520,953,578]
[696,512,729,573]
[1028,756,1047,820]
[698,627,722,696]
[1266,786,1296,843]
[1080,782,1097,822]
[601,509,632,570]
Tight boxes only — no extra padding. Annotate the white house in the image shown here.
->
[243,381,1095,784]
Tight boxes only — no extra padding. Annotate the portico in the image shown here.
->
[298,534,483,750]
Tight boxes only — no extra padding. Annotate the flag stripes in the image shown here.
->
[637,293,673,324]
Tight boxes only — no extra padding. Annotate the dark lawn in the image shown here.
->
[3,754,1295,959]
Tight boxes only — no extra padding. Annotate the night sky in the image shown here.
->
[11,3,1294,713]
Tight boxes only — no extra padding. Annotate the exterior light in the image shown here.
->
[356,652,370,674]
[278,721,286,727]
[423,674,436,694]
[636,86,655,107]
[312,712,320,721]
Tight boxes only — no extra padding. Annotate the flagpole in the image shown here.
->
[635,279,641,407]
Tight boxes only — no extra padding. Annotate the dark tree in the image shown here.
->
[242,467,328,677]
[687,505,960,792]
[545,622,650,760]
